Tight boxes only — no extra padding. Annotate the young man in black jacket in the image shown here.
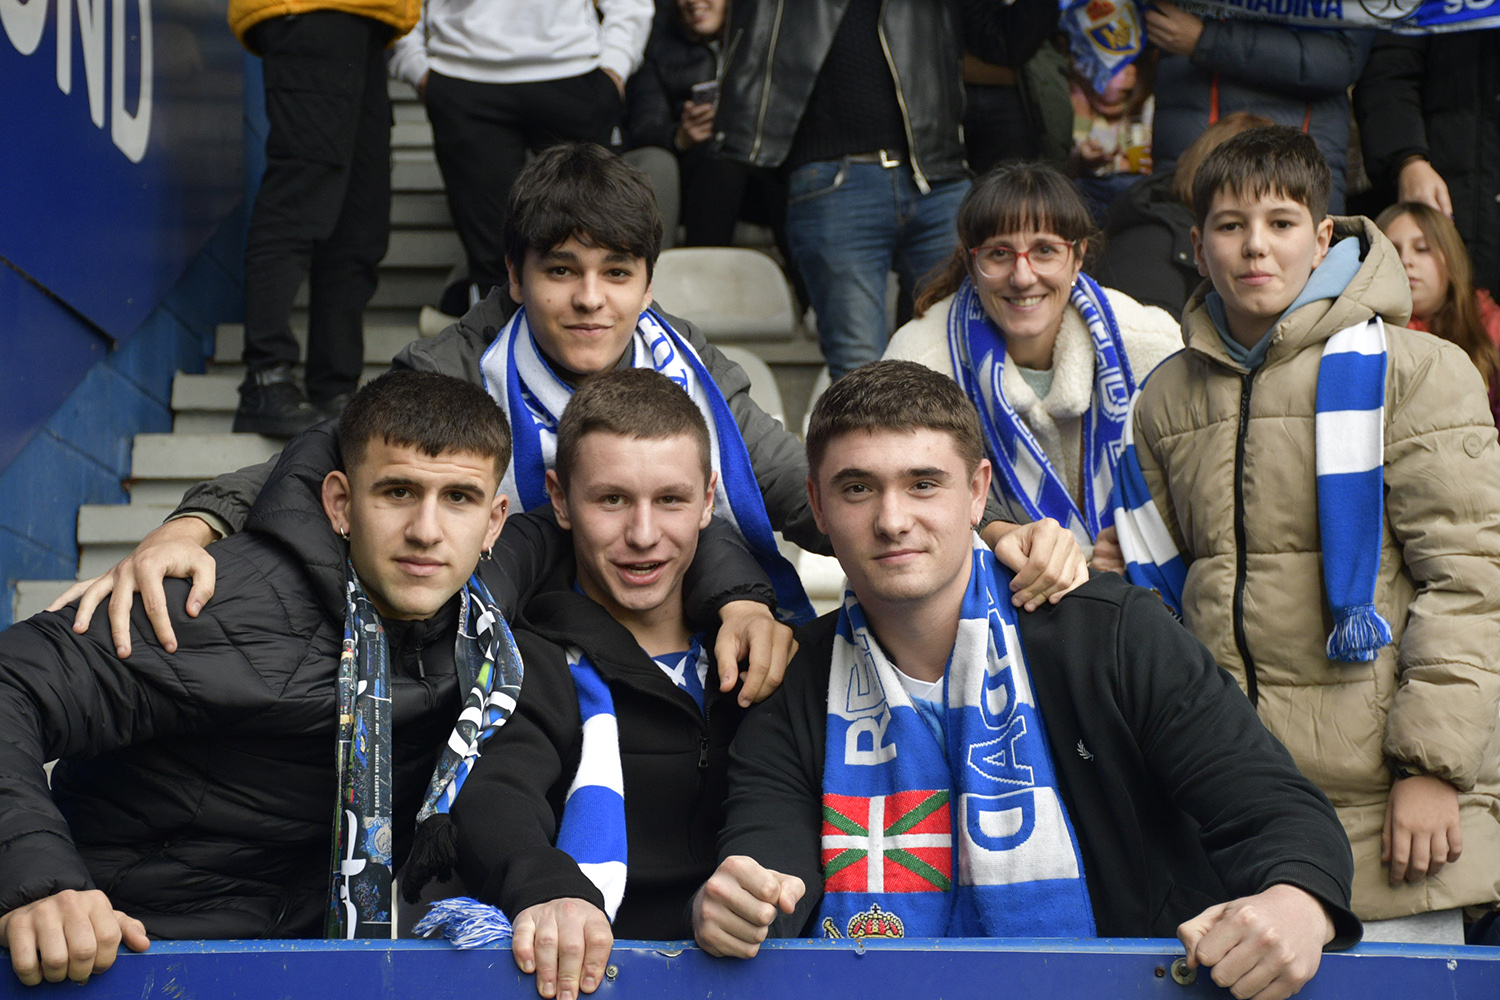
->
[0,372,521,983]
[691,361,1362,1000]
[451,369,748,1000]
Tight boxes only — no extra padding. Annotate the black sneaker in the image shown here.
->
[316,392,353,420]
[233,365,322,437]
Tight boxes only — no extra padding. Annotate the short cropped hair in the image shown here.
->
[503,143,665,279]
[1190,125,1331,227]
[338,371,512,477]
[553,368,711,491]
[806,361,985,478]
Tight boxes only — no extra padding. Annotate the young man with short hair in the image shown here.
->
[1116,125,1500,940]
[450,369,750,1000]
[0,372,521,983]
[693,361,1360,1000]
[60,143,1087,680]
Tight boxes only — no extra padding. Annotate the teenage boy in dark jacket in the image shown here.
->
[452,369,749,1000]
[692,362,1360,1000]
[0,373,517,981]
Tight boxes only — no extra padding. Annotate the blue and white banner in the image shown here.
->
[1063,0,1500,102]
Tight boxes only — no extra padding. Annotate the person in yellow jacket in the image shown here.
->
[224,0,419,437]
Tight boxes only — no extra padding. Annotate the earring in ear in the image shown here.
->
[482,546,494,560]
[339,527,349,541]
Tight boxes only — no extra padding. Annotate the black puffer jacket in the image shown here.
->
[0,430,477,938]
[1354,32,1500,295]
[1093,173,1201,320]
[452,564,744,939]
[715,0,967,186]
[1152,21,1371,213]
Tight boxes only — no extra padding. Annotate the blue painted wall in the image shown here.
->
[0,3,260,624]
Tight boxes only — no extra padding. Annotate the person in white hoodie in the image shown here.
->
[389,0,654,314]
[883,162,1180,568]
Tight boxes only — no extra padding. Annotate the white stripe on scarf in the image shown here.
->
[1112,317,1391,661]
[947,274,1136,548]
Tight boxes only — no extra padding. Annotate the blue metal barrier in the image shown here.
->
[0,938,1493,998]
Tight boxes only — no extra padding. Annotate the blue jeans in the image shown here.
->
[784,159,970,379]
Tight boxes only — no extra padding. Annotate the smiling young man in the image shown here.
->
[0,372,532,986]
[1116,125,1500,942]
[449,369,753,1000]
[692,360,1362,1000]
[61,144,1088,683]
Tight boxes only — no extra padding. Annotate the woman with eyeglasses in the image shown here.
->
[884,162,1180,571]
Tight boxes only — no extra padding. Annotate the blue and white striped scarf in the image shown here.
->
[1112,316,1393,662]
[818,536,1095,940]
[417,638,709,947]
[479,305,814,624]
[947,274,1137,547]
[329,567,523,939]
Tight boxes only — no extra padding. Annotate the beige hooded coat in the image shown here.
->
[1133,216,1500,921]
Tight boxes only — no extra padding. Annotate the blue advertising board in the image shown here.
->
[0,938,1493,999]
[0,0,243,343]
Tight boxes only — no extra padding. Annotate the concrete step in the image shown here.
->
[393,101,428,124]
[294,269,449,310]
[392,121,434,149]
[79,545,139,579]
[393,151,443,192]
[13,580,77,622]
[384,229,465,268]
[389,79,419,101]
[391,192,452,228]
[129,433,282,483]
[212,323,419,364]
[77,504,176,545]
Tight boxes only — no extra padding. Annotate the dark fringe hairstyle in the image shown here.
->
[503,142,665,279]
[338,371,512,476]
[553,368,712,490]
[1190,125,1330,227]
[915,161,1098,317]
[1376,201,1500,393]
[806,360,985,477]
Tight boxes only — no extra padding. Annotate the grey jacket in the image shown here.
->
[177,297,830,555]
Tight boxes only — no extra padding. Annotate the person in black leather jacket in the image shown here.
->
[714,0,974,379]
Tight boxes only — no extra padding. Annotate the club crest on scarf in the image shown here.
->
[819,537,1096,939]
[329,564,523,939]
[479,304,813,624]
[947,273,1137,548]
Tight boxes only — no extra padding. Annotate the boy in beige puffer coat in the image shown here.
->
[1127,126,1500,941]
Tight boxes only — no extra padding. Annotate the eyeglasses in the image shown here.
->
[968,241,1076,279]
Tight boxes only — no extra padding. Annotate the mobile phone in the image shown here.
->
[690,80,719,105]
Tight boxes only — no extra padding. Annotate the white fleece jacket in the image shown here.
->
[884,286,1181,544]
[388,0,653,89]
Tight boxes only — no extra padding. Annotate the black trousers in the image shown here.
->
[964,83,1039,174]
[242,11,391,402]
[424,69,622,296]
